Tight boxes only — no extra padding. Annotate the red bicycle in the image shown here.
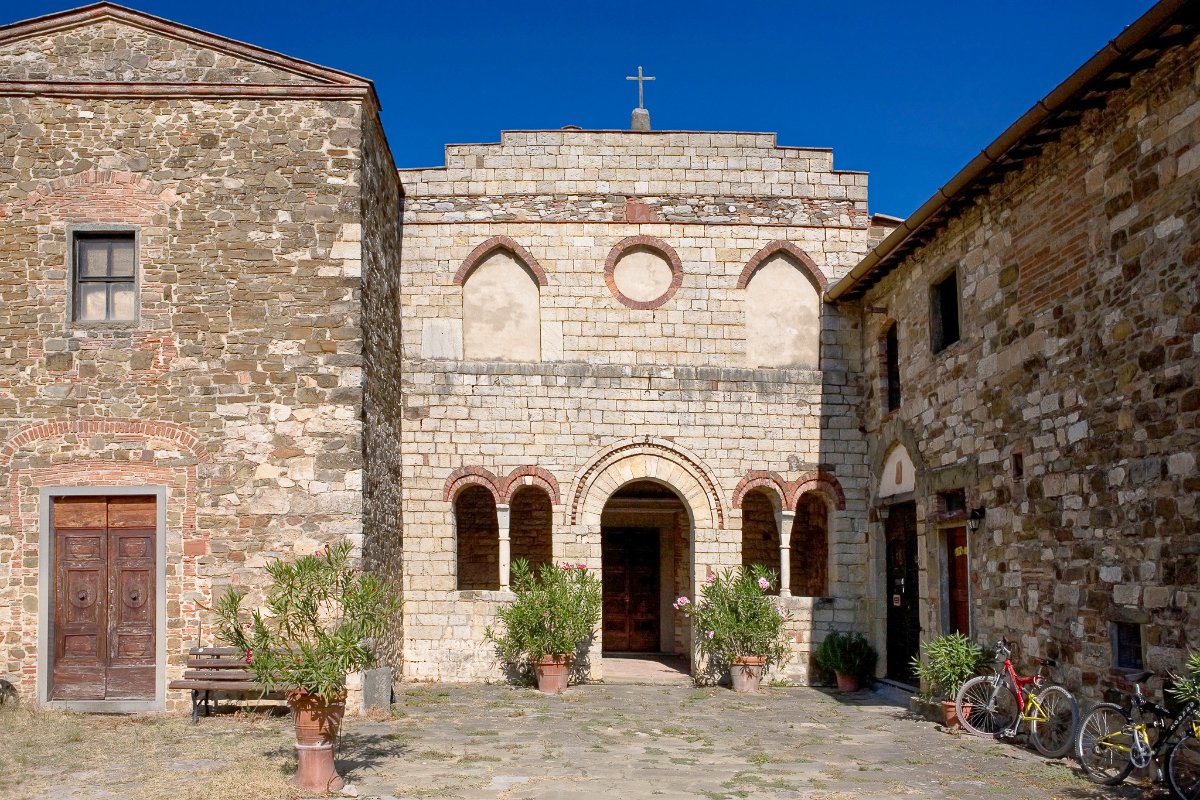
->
[956,640,1079,758]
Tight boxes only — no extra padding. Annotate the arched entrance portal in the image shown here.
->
[600,480,691,657]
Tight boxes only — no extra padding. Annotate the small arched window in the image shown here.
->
[740,488,781,594]
[509,485,553,573]
[791,493,829,597]
[455,485,499,590]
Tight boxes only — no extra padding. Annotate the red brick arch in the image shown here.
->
[0,418,207,470]
[736,241,827,291]
[453,236,547,287]
[731,471,789,511]
[10,169,183,223]
[786,470,846,512]
[443,466,502,503]
[500,466,560,505]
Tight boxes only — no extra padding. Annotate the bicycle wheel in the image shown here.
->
[1168,734,1200,800]
[957,675,1018,737]
[1076,703,1134,785]
[1029,684,1079,759]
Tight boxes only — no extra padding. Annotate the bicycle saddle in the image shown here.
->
[1036,657,1058,668]
[1126,670,1154,684]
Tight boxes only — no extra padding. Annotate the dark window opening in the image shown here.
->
[1114,622,1144,670]
[1012,453,1024,481]
[74,232,136,322]
[885,323,901,412]
[931,270,961,352]
[938,488,966,517]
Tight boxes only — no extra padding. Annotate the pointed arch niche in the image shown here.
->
[455,237,545,361]
[739,242,826,369]
[879,444,916,498]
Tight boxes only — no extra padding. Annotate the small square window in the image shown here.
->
[938,488,966,517]
[1114,622,1144,670]
[73,232,137,322]
[931,269,961,352]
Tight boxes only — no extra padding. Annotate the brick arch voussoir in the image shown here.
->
[603,235,684,310]
[453,235,547,287]
[731,471,789,511]
[786,471,846,512]
[0,418,207,471]
[18,169,181,211]
[737,240,827,291]
[443,466,502,503]
[501,466,561,505]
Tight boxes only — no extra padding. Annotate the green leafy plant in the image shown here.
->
[213,541,400,702]
[485,559,602,669]
[911,633,987,701]
[814,631,877,684]
[675,565,791,672]
[1169,651,1200,705]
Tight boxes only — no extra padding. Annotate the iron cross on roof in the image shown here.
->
[626,66,655,110]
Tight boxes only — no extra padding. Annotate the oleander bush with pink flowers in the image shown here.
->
[674,564,791,673]
[486,559,602,675]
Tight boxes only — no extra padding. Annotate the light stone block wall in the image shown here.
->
[398,130,875,682]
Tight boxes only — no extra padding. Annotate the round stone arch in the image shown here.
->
[568,438,725,530]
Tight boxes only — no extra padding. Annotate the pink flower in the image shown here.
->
[758,577,771,590]
[705,574,717,584]
[244,648,253,663]
[577,563,587,571]
[562,563,571,571]
[706,631,715,640]
[672,596,691,610]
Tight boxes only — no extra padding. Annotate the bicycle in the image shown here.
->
[955,639,1080,758]
[1076,669,1199,795]
[1166,712,1200,800]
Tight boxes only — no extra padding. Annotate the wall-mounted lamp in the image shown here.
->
[967,507,986,532]
[877,505,890,522]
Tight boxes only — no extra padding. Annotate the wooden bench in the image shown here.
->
[168,646,282,723]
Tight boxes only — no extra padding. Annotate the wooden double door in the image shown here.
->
[885,502,920,682]
[51,496,157,701]
[601,528,660,652]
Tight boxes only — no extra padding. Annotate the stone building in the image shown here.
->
[0,3,401,711]
[0,0,1196,711]
[828,0,1200,696]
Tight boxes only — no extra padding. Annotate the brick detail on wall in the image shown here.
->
[736,240,828,290]
[499,465,560,504]
[603,235,684,310]
[9,168,183,224]
[453,235,547,287]
[731,471,788,510]
[443,465,502,502]
[0,417,207,469]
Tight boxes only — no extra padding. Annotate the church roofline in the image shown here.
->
[827,0,1199,302]
[0,2,377,95]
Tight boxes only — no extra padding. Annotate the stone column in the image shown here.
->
[776,510,795,597]
[496,503,511,591]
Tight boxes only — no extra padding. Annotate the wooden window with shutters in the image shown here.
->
[73,231,137,322]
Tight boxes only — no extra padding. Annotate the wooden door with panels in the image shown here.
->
[51,495,157,701]
[601,528,660,652]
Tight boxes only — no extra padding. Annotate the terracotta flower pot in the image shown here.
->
[940,699,961,729]
[534,653,572,693]
[730,656,765,693]
[835,672,861,692]
[289,689,347,792]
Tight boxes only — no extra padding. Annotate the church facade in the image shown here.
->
[0,0,1196,711]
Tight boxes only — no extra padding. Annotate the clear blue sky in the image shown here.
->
[6,0,1157,216]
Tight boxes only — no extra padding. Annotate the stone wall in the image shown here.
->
[399,130,874,682]
[0,76,369,704]
[854,34,1200,702]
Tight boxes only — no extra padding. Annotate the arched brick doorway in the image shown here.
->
[600,480,691,656]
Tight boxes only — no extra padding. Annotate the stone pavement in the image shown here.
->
[339,683,1144,799]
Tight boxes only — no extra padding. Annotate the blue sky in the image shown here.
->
[5,0,1157,216]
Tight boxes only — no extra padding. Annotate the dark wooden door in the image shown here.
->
[885,502,920,682]
[946,526,969,636]
[51,496,156,701]
[601,528,660,652]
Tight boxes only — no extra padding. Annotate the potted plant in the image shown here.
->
[485,559,602,692]
[911,633,987,728]
[214,541,399,793]
[674,565,790,692]
[814,631,877,692]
